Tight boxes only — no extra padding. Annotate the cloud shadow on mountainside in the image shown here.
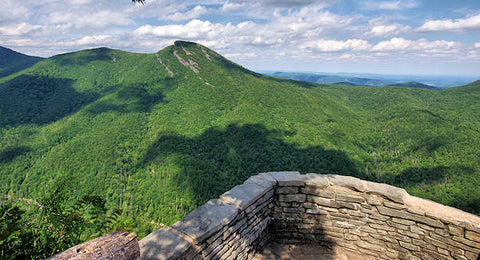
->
[0,75,99,127]
[138,123,366,206]
[86,82,167,115]
[0,146,31,164]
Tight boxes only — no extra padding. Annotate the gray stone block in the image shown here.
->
[276,186,299,194]
[384,201,406,210]
[171,199,238,243]
[140,228,193,260]
[258,172,278,185]
[220,183,271,210]
[328,174,366,192]
[448,225,463,236]
[365,194,383,205]
[301,187,335,198]
[465,230,480,243]
[365,181,408,204]
[244,175,275,189]
[391,217,415,226]
[283,207,305,214]
[336,193,365,203]
[305,173,330,188]
[305,208,329,215]
[269,171,304,186]
[307,195,336,207]
[355,240,385,252]
[410,225,426,235]
[279,194,306,203]
[335,221,355,229]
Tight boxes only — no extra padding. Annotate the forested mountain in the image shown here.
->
[0,46,43,78]
[1,41,479,257]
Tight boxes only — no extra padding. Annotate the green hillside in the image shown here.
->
[1,41,479,257]
[0,46,43,78]
[386,81,441,90]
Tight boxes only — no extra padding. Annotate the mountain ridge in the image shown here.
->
[0,46,43,78]
[266,71,479,89]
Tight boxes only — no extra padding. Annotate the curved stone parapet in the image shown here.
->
[140,172,480,260]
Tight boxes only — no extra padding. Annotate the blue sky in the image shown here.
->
[1,0,479,76]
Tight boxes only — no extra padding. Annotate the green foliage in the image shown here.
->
[0,177,137,259]
[0,43,479,258]
[0,203,24,258]
[386,81,441,90]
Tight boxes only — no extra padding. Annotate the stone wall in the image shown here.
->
[140,173,277,259]
[272,172,480,260]
[140,172,480,260]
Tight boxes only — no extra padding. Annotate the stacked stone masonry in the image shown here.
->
[140,172,480,260]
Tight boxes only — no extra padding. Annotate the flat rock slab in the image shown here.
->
[305,173,330,188]
[140,228,191,260]
[269,171,304,186]
[220,183,271,210]
[244,175,276,189]
[328,175,365,192]
[254,243,375,260]
[171,199,238,243]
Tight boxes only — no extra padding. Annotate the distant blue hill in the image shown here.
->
[268,71,392,87]
[263,71,479,89]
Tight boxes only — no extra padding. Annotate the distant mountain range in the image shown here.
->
[1,42,479,250]
[265,71,477,89]
[268,71,394,87]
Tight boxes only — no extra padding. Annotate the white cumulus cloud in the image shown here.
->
[361,0,418,10]
[58,35,114,47]
[417,14,480,32]
[134,20,236,39]
[302,39,372,52]
[133,6,354,50]
[0,0,31,24]
[365,24,411,37]
[166,5,209,21]
[220,0,337,10]
[44,10,134,32]
[372,37,410,51]
[0,23,42,36]
[224,52,257,58]
[220,2,246,12]
[372,37,458,54]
